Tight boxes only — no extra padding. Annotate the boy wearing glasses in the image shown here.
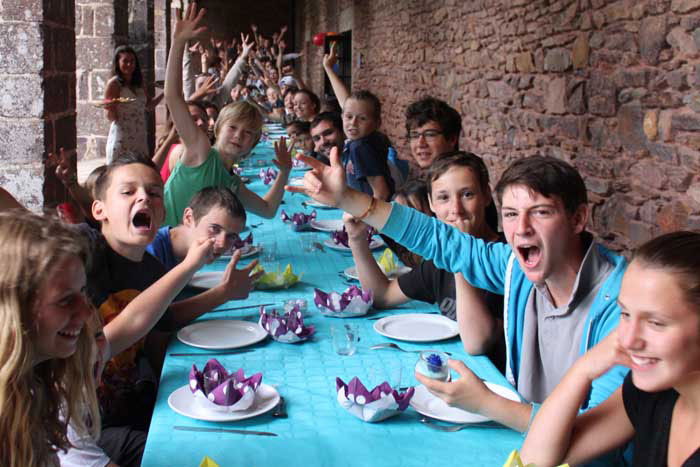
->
[405,97,462,174]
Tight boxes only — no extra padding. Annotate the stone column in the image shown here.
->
[0,0,76,210]
[129,0,156,151]
[75,0,129,161]
[153,0,171,130]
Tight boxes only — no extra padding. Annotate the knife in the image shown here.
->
[169,349,253,357]
[173,425,277,437]
[212,302,275,312]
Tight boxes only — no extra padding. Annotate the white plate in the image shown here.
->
[373,313,459,342]
[324,237,385,252]
[410,382,521,424]
[309,219,344,232]
[304,199,336,209]
[177,320,267,349]
[168,383,280,422]
[288,176,305,187]
[344,265,412,280]
[189,271,225,289]
[216,245,261,264]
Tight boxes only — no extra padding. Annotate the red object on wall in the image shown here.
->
[312,32,326,46]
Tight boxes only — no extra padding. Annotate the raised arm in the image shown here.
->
[322,42,349,108]
[236,136,293,218]
[164,2,210,166]
[216,33,254,106]
[345,213,409,308]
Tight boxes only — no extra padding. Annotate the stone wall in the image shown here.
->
[76,0,129,161]
[0,0,77,209]
[297,0,700,251]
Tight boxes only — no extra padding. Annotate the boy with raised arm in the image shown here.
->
[288,149,628,445]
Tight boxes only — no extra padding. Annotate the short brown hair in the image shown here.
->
[93,153,160,201]
[188,186,246,224]
[214,100,263,140]
[348,90,381,121]
[494,156,587,215]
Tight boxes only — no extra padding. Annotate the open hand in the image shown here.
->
[191,74,219,100]
[240,33,255,57]
[174,2,207,43]
[218,250,264,301]
[323,42,338,70]
[48,148,77,187]
[285,146,347,208]
[416,359,492,414]
[272,136,294,173]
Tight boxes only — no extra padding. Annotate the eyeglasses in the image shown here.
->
[408,130,443,141]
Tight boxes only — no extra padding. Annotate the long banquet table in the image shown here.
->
[141,129,524,466]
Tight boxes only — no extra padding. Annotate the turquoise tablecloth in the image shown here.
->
[141,132,524,466]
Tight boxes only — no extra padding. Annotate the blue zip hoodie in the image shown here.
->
[381,203,629,414]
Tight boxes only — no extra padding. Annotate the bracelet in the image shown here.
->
[356,196,376,220]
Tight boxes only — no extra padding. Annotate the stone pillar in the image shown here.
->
[75,0,129,161]
[129,0,156,151]
[154,0,171,131]
[0,0,76,210]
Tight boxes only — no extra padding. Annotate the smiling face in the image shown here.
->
[428,166,490,236]
[184,205,246,259]
[409,121,457,168]
[342,98,378,140]
[93,163,165,260]
[216,118,258,158]
[284,92,295,113]
[500,184,587,287]
[188,104,208,134]
[294,93,316,121]
[311,120,344,158]
[617,261,700,392]
[117,52,136,78]
[33,255,93,363]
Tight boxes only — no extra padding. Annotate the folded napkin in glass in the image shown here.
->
[253,263,302,289]
[259,304,315,343]
[315,285,373,318]
[280,209,316,231]
[336,377,414,422]
[189,359,262,412]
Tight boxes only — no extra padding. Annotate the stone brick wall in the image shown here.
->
[297,0,700,252]
[76,0,129,161]
[0,0,77,209]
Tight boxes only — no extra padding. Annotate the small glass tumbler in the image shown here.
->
[300,234,316,253]
[261,240,277,263]
[415,351,450,382]
[331,324,360,356]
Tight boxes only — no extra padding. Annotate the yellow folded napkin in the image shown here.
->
[377,248,397,275]
[253,263,302,289]
[200,456,220,467]
[503,450,569,467]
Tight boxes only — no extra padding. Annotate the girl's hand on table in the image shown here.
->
[286,146,348,208]
[217,250,264,301]
[416,359,492,414]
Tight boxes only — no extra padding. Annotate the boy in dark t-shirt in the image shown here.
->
[344,152,505,370]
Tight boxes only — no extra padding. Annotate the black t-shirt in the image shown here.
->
[623,373,700,466]
[396,251,506,372]
[76,224,169,428]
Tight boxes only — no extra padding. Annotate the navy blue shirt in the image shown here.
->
[342,131,394,200]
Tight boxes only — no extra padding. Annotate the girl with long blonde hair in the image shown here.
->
[0,211,99,467]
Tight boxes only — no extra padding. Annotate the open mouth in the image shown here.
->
[132,210,152,230]
[517,245,541,267]
[58,328,81,339]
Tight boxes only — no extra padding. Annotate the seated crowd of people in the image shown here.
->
[0,3,698,466]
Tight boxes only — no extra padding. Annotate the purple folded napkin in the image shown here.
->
[189,359,262,411]
[231,232,253,250]
[280,209,317,231]
[259,167,278,185]
[314,285,373,318]
[336,377,414,422]
[330,226,376,248]
[259,304,315,343]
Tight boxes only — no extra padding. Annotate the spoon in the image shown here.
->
[370,342,452,357]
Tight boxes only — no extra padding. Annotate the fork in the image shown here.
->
[271,396,287,418]
[419,417,471,432]
[370,342,452,356]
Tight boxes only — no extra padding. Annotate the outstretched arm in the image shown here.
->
[322,42,349,108]
[104,238,215,357]
[236,137,293,218]
[164,2,210,167]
